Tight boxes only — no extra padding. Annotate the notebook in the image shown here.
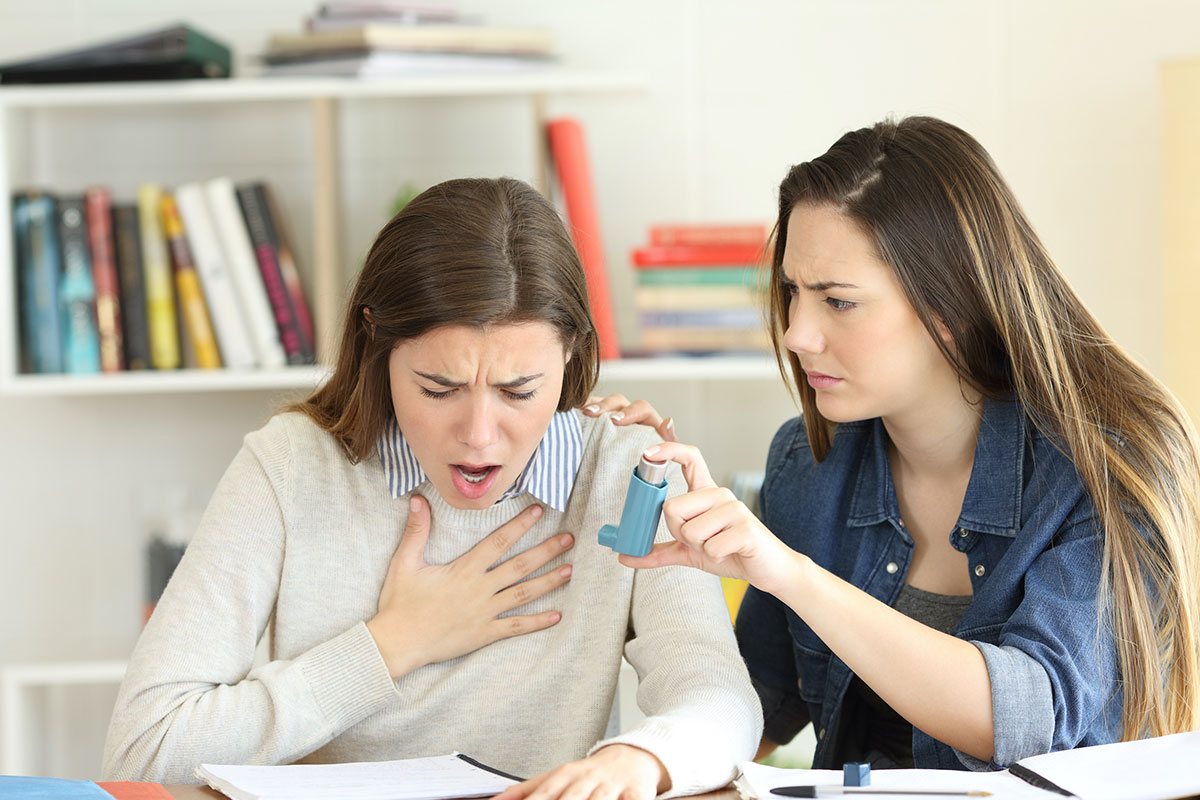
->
[195,752,522,800]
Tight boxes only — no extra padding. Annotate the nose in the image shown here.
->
[782,295,824,355]
[457,395,499,451]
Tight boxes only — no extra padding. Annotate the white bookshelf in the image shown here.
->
[0,660,127,776]
[0,70,642,397]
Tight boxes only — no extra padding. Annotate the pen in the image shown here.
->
[771,787,991,798]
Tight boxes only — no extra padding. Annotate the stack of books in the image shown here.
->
[630,224,771,355]
[261,1,556,77]
[12,180,316,375]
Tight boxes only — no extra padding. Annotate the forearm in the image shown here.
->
[103,622,396,783]
[775,553,994,761]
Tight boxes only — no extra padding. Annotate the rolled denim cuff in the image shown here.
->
[956,642,1054,770]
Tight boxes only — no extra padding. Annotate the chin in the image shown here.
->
[813,397,872,424]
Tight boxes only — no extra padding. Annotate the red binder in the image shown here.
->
[546,117,620,360]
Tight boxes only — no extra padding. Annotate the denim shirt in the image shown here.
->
[736,397,1121,770]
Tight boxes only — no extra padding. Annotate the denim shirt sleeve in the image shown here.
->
[959,513,1116,768]
[953,644,1054,770]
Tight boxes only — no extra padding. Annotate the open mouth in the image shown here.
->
[455,464,496,484]
[449,463,501,500]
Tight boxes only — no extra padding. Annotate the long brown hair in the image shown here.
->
[766,116,1200,738]
[291,177,599,462]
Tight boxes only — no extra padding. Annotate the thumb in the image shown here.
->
[394,494,432,567]
[618,541,694,571]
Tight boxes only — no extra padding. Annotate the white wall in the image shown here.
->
[1,0,1197,779]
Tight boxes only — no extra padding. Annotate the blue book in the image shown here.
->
[57,195,102,373]
[0,775,112,798]
[13,192,66,373]
[639,308,762,328]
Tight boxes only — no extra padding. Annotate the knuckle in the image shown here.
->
[510,582,533,605]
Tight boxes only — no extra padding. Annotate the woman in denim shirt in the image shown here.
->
[590,116,1200,769]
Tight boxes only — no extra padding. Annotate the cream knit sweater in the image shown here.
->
[101,411,761,794]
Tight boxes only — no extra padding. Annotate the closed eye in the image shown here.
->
[505,390,537,401]
[420,387,452,400]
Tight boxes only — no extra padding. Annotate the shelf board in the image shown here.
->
[0,357,781,396]
[1,660,127,687]
[0,69,644,108]
[598,354,784,382]
[0,366,329,397]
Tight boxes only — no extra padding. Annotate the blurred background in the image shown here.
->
[2,0,1199,780]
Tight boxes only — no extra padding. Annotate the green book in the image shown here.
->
[636,267,763,287]
[0,24,231,84]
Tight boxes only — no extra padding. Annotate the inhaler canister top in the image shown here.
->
[636,454,668,486]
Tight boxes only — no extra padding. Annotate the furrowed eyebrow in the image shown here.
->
[802,280,860,291]
[414,370,543,389]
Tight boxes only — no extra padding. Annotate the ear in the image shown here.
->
[934,314,953,344]
[362,306,376,340]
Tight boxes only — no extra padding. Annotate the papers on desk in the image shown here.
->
[736,762,1047,800]
[736,731,1200,800]
[195,752,520,800]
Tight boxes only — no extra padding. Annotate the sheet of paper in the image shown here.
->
[195,752,519,800]
[1014,731,1200,800]
[736,761,1050,800]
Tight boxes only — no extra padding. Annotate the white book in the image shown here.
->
[195,752,519,800]
[174,182,257,369]
[204,177,287,368]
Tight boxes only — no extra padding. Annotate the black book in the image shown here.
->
[0,23,231,84]
[112,204,151,370]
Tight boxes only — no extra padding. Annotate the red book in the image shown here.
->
[546,117,619,360]
[97,781,174,799]
[84,187,125,372]
[632,243,765,268]
[649,223,766,247]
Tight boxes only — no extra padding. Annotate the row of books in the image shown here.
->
[13,179,315,375]
[261,1,556,78]
[630,224,771,354]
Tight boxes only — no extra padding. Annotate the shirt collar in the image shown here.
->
[378,409,584,512]
[847,395,1025,537]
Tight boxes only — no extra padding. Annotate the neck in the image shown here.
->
[883,382,984,479]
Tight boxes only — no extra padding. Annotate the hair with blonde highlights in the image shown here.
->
[290,177,599,462]
[766,116,1200,739]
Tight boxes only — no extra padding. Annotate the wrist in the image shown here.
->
[768,549,818,612]
[365,615,423,680]
[596,743,670,794]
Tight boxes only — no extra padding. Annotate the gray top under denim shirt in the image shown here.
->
[736,397,1122,770]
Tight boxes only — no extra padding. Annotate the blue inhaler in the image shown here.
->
[598,455,669,557]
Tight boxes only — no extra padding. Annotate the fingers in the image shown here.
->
[489,530,575,591]
[489,609,563,643]
[469,503,545,567]
[641,441,715,491]
[494,558,573,611]
[392,495,432,567]
[618,541,695,570]
[581,393,630,415]
[581,396,674,438]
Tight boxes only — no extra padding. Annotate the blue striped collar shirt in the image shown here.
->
[378,410,584,512]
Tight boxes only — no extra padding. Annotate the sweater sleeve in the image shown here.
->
[100,420,398,784]
[587,472,763,796]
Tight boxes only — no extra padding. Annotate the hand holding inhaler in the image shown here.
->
[598,454,669,557]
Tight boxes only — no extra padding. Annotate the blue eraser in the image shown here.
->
[598,457,668,558]
[843,762,870,787]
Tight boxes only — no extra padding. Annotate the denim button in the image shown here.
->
[974,564,986,577]
[886,562,899,574]
[819,727,826,739]
[959,527,969,537]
